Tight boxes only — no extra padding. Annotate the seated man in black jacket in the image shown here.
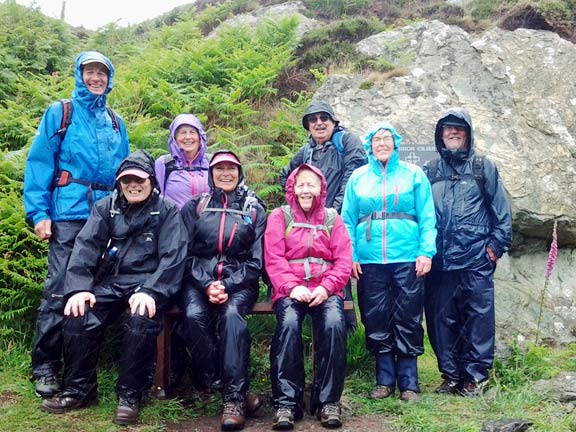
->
[40,150,188,426]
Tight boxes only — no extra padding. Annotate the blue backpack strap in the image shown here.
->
[331,130,345,155]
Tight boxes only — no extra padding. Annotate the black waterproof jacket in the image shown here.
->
[181,185,266,296]
[423,108,512,271]
[279,127,366,212]
[63,150,188,307]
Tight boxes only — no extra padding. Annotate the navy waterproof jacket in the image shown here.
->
[423,108,512,271]
[24,51,130,226]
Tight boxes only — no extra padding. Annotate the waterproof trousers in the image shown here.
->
[357,263,424,390]
[61,283,160,403]
[31,220,85,380]
[178,284,257,403]
[270,296,346,416]
[424,260,496,384]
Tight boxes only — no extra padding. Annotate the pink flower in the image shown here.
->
[545,221,558,280]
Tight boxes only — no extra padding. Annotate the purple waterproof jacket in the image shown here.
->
[155,114,210,209]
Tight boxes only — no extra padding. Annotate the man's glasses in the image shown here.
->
[306,113,331,125]
[119,176,147,185]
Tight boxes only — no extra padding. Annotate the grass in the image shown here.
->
[1,313,575,432]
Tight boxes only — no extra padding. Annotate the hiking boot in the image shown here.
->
[370,385,395,399]
[317,403,342,429]
[460,381,486,397]
[40,395,95,414]
[113,398,139,426]
[435,379,460,395]
[272,407,294,430]
[35,375,60,398]
[221,401,245,431]
[399,390,420,403]
[245,392,263,417]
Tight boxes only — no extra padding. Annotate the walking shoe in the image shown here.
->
[40,395,95,414]
[113,398,139,426]
[370,385,395,399]
[34,375,60,398]
[399,390,420,403]
[460,381,486,397]
[317,403,342,429]
[221,401,245,431]
[272,407,295,430]
[245,392,263,416]
[435,379,460,395]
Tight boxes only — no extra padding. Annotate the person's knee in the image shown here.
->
[126,314,160,335]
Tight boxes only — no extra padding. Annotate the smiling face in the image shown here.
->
[175,125,201,160]
[442,124,468,150]
[306,112,335,146]
[82,62,109,95]
[294,168,322,213]
[212,161,239,193]
[371,129,395,163]
[119,176,152,204]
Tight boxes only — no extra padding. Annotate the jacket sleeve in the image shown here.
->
[137,202,188,305]
[264,208,301,297]
[332,131,367,212]
[340,175,360,262]
[483,160,513,257]
[154,156,167,195]
[279,146,305,191]
[414,167,437,258]
[319,215,352,295]
[23,103,62,226]
[63,201,112,297]
[221,205,266,295]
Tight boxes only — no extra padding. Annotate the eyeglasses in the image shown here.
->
[372,135,394,144]
[306,113,331,125]
[442,125,467,132]
[119,176,147,185]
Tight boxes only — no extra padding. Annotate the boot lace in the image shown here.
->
[223,401,242,416]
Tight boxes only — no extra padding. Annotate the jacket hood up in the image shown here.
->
[302,100,339,130]
[167,114,209,168]
[72,51,114,111]
[363,122,403,172]
[116,149,159,192]
[208,150,244,190]
[434,107,474,160]
[285,164,327,223]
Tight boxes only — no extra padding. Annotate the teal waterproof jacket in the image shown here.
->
[24,51,130,226]
[341,123,437,264]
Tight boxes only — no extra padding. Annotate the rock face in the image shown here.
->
[314,21,576,343]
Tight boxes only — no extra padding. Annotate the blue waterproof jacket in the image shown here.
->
[424,107,512,271]
[24,51,130,226]
[341,123,437,264]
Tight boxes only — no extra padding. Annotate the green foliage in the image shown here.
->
[469,0,502,20]
[303,0,370,17]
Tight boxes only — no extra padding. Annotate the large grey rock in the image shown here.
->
[314,21,576,343]
[532,372,576,402]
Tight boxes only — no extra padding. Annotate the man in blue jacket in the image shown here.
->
[423,107,512,397]
[24,51,130,398]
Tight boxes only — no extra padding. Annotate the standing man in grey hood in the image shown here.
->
[423,107,512,397]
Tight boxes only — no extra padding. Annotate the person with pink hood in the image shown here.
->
[155,113,210,209]
[264,164,352,430]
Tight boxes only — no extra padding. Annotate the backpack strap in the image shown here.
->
[359,211,418,241]
[54,99,73,141]
[196,192,213,217]
[106,107,120,132]
[282,205,338,239]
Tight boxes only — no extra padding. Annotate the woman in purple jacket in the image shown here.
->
[155,114,210,208]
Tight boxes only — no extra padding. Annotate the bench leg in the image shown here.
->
[154,315,172,399]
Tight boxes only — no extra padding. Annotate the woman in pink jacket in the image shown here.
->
[265,164,352,431]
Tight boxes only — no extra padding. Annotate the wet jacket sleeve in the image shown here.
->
[319,215,352,295]
[137,203,188,304]
[332,132,366,212]
[264,208,301,296]
[279,146,305,191]
[483,160,513,257]
[154,156,167,195]
[414,168,437,258]
[63,201,112,297]
[340,176,360,262]
[221,205,266,295]
[23,103,62,225]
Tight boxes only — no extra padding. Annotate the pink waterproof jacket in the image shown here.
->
[265,164,352,304]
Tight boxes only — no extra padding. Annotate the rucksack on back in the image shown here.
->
[160,154,209,192]
[425,155,487,200]
[302,130,345,163]
[54,99,119,142]
[281,204,338,238]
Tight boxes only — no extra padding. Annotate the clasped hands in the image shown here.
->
[290,285,328,307]
[206,281,229,304]
[64,291,157,318]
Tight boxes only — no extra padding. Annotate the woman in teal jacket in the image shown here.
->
[341,123,436,402]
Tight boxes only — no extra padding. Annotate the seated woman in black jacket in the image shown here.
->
[40,150,188,426]
[179,150,266,431]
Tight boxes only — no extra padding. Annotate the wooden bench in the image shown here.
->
[153,300,354,399]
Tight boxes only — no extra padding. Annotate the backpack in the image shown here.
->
[425,155,487,201]
[54,99,119,142]
[195,187,260,225]
[161,154,209,192]
[302,130,345,164]
[281,204,338,239]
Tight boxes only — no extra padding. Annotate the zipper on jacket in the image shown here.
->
[216,194,228,280]
[381,163,387,263]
